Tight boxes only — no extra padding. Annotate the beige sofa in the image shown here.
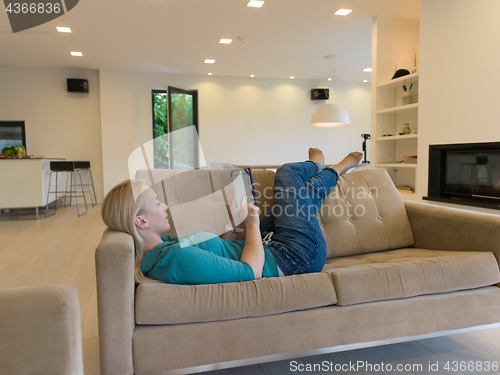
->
[95,168,500,375]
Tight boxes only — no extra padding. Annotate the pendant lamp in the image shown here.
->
[311,56,350,127]
[310,104,349,127]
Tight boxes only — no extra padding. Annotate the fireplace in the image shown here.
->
[425,142,500,209]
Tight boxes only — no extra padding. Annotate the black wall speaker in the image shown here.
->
[67,79,89,93]
[311,88,329,100]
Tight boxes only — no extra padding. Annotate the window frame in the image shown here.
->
[151,87,199,169]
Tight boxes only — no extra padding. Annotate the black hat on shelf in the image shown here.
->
[391,69,410,79]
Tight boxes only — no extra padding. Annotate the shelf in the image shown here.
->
[398,190,415,195]
[377,163,417,168]
[376,134,418,141]
[399,191,421,201]
[377,72,419,89]
[377,103,419,115]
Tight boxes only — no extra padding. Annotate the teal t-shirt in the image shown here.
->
[140,232,279,285]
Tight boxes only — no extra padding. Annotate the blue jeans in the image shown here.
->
[260,161,339,275]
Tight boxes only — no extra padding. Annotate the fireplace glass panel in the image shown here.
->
[443,151,500,199]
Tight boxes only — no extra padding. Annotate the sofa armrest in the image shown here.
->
[95,229,136,375]
[0,285,83,375]
[405,201,500,267]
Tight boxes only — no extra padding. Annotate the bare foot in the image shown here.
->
[308,148,325,167]
[331,152,363,175]
[343,152,363,167]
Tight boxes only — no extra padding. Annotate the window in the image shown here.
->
[152,87,199,169]
[152,90,169,168]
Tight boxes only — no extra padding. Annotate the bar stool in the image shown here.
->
[73,161,97,206]
[45,161,88,217]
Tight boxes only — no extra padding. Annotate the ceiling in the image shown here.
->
[0,0,419,82]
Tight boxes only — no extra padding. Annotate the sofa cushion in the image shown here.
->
[135,272,336,325]
[323,249,500,306]
[319,168,414,258]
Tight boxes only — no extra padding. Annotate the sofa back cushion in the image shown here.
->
[319,168,414,258]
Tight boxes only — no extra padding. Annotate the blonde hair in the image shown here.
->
[101,179,151,283]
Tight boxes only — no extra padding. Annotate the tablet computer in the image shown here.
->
[230,168,257,209]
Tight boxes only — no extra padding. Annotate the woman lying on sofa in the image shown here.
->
[102,148,362,284]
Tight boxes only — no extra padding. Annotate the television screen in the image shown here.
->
[0,121,26,152]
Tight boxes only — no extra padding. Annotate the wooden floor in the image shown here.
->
[1,205,500,375]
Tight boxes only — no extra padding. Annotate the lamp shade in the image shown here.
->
[310,103,350,127]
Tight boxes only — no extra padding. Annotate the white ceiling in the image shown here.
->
[0,0,419,82]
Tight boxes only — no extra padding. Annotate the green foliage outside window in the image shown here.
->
[153,90,196,169]
[170,94,194,168]
[153,92,169,169]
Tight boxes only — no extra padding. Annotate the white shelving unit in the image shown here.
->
[371,17,420,199]
[374,74,419,197]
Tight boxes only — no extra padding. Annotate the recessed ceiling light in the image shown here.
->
[364,80,368,82]
[219,39,232,44]
[204,59,215,64]
[250,75,255,78]
[70,51,82,57]
[208,73,212,76]
[56,26,71,33]
[290,76,295,79]
[247,0,264,7]
[334,9,352,16]
[328,77,332,81]
[363,68,372,72]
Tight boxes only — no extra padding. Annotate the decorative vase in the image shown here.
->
[402,89,413,105]
[402,123,411,135]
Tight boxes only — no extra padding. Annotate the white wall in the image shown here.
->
[418,0,500,196]
[373,17,420,84]
[99,70,136,195]
[0,66,104,202]
[100,70,371,194]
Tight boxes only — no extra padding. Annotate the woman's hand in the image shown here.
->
[227,190,260,228]
[239,198,264,279]
[225,192,264,279]
[226,191,243,228]
[241,199,260,227]
[233,193,260,227]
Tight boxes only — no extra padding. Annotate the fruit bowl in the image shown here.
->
[1,146,25,159]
